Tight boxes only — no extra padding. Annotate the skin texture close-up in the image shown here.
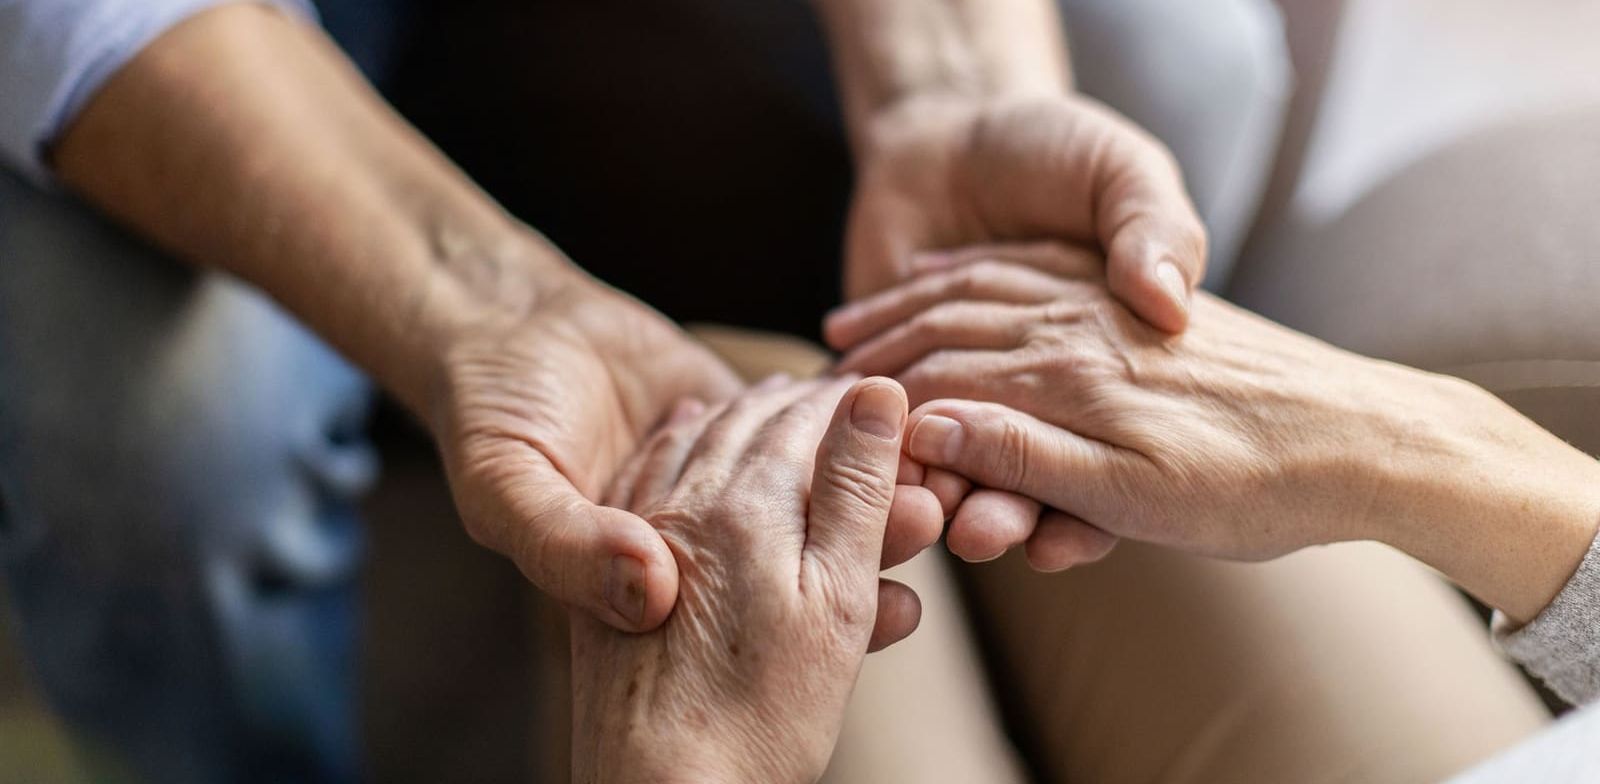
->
[831,243,1600,626]
[573,377,915,784]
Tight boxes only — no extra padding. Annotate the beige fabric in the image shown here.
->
[964,543,1547,783]
[1229,108,1600,454]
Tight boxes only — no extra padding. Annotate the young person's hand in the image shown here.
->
[572,377,916,783]
[843,94,1206,333]
[834,244,1600,623]
[432,266,743,632]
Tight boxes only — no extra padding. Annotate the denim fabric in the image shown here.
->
[0,171,375,782]
[0,2,393,780]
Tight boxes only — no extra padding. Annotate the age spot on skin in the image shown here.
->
[728,641,741,657]
[626,679,639,699]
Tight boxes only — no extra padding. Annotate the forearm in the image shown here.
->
[1372,376,1600,625]
[52,3,573,418]
[810,0,1071,155]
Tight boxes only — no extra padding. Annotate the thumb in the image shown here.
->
[1094,139,1208,334]
[1103,208,1206,334]
[466,453,679,633]
[806,378,908,591]
[903,400,1125,516]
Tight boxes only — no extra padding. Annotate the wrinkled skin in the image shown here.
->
[842,95,1208,560]
[434,273,744,632]
[834,243,1546,561]
[844,95,1206,331]
[571,378,919,783]
[433,269,943,634]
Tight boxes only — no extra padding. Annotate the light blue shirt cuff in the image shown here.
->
[0,0,318,186]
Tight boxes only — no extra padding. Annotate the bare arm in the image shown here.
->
[52,3,747,633]
[53,3,547,416]
[810,0,1071,156]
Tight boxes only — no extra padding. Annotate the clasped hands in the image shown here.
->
[569,237,1599,780]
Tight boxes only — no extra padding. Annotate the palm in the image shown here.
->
[844,95,1202,332]
[434,281,740,629]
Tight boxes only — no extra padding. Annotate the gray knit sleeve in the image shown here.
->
[1494,529,1600,705]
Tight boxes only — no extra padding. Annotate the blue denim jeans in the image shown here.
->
[0,1,1287,781]
[0,171,375,782]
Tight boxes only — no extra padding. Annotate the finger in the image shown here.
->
[909,242,1104,280]
[1093,135,1207,333]
[605,398,705,509]
[896,349,1017,408]
[834,301,1031,378]
[897,452,927,486]
[904,399,1130,518]
[946,489,1041,563]
[882,484,943,569]
[964,100,1205,334]
[680,377,830,481]
[479,453,681,633]
[805,378,908,592]
[921,467,971,520]
[1105,218,1205,335]
[627,400,715,513]
[867,579,923,653]
[1025,510,1119,572]
[824,259,1083,351]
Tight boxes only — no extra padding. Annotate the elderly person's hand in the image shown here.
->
[841,93,1212,557]
[832,244,1600,624]
[570,376,920,783]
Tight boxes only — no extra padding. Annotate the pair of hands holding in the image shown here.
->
[432,93,1600,779]
[432,92,1208,636]
[428,95,1211,780]
[553,234,1600,780]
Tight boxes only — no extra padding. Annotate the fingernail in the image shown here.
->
[909,415,964,464]
[605,555,647,626]
[851,382,903,439]
[1155,261,1190,313]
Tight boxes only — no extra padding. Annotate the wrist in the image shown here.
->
[1368,372,1600,622]
[382,226,589,419]
[812,0,1071,158]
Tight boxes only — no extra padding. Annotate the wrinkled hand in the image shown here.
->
[834,244,1522,562]
[572,377,917,783]
[842,94,1207,331]
[433,272,742,632]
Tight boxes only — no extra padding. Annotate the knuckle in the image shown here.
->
[820,456,895,514]
[993,415,1034,490]
[949,264,988,296]
[907,310,941,341]
[828,586,876,636]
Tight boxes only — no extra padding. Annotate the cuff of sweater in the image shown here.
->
[1494,527,1600,706]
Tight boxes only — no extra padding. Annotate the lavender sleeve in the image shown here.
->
[0,0,316,184]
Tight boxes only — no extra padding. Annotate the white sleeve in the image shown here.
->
[0,0,318,185]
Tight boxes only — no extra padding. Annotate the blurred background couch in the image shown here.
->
[5,0,1600,780]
